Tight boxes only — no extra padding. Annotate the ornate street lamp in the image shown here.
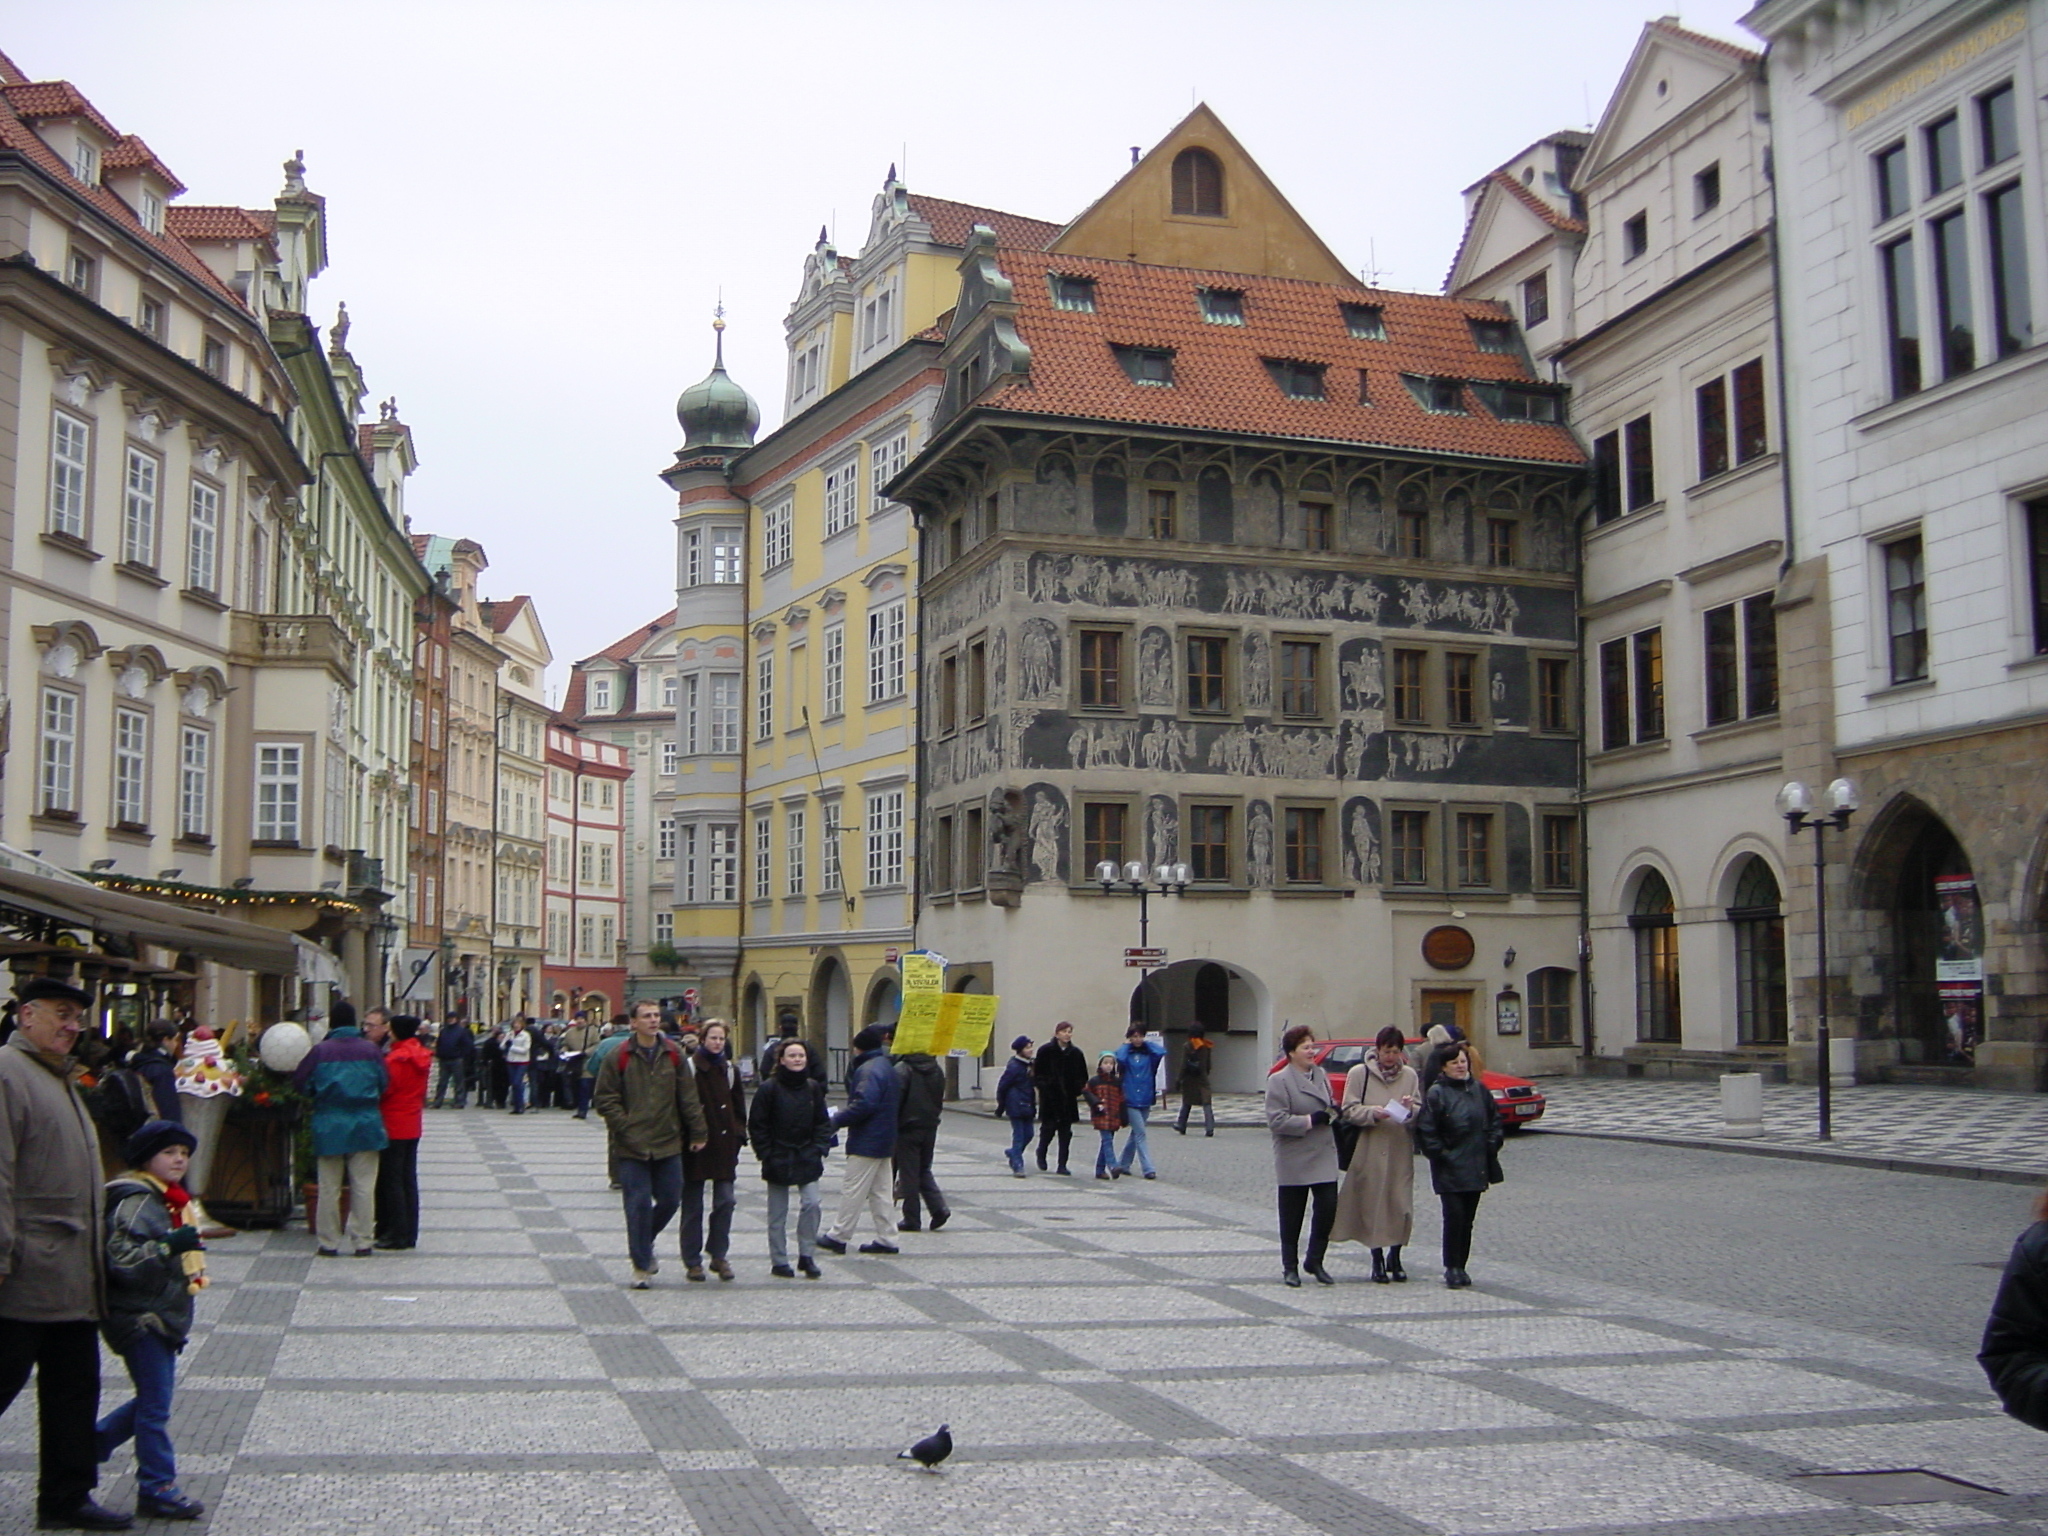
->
[1777,777,1860,1140]
[1094,860,1190,949]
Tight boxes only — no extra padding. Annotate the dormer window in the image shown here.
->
[1199,288,1245,325]
[201,337,227,378]
[588,674,614,713]
[1341,303,1387,340]
[1171,148,1225,217]
[1051,274,1097,312]
[1469,319,1517,354]
[1471,382,1561,422]
[137,295,165,340]
[1264,359,1327,401]
[1114,346,1175,386]
[1404,375,1468,414]
[65,249,97,297]
[73,140,99,185]
[139,190,165,235]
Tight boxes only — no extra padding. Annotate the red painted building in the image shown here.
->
[542,722,629,1018]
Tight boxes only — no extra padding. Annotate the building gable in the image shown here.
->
[1580,24,1759,187]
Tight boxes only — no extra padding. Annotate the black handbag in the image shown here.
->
[1333,1116,1361,1171]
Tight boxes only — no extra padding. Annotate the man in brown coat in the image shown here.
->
[593,1000,708,1289]
[0,977,131,1530]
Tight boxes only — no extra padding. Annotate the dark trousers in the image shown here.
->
[0,1316,102,1511]
[680,1178,735,1265]
[1035,1116,1073,1170]
[431,1056,470,1107]
[618,1154,683,1273]
[1277,1181,1337,1274]
[374,1136,421,1246]
[893,1128,949,1228]
[1439,1189,1483,1270]
[1176,1093,1214,1135]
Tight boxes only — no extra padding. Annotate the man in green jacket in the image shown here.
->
[292,1000,388,1258]
[594,1001,708,1289]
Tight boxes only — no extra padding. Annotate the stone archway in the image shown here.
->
[810,956,853,1061]
[1126,958,1273,1093]
[1849,796,1980,1071]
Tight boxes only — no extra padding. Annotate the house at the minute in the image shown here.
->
[888,106,1589,1091]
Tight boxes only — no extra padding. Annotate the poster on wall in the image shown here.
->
[1938,981,1982,1066]
[1934,874,1984,983]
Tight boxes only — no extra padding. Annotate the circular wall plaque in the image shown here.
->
[1421,925,1476,971]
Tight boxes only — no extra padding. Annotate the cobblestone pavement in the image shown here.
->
[6,1106,2043,1535]
[1193,1078,2048,1180]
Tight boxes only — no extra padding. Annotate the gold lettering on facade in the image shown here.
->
[1844,10,2026,130]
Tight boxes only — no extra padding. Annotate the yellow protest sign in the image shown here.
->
[892,992,941,1054]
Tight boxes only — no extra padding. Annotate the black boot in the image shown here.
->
[1370,1248,1389,1284]
[1386,1246,1407,1282]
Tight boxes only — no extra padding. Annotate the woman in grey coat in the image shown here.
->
[1265,1024,1340,1287]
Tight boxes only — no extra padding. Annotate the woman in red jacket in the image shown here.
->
[373,1015,433,1250]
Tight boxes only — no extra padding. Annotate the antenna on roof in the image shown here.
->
[1359,240,1387,289]
[1130,146,1140,167]
[1583,82,1594,133]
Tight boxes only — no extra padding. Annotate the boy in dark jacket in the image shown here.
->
[818,1027,902,1256]
[997,1037,1037,1177]
[95,1120,207,1521]
[892,1051,950,1232]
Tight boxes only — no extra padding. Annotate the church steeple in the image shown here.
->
[674,306,760,456]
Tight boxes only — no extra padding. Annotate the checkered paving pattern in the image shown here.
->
[4,1107,2041,1534]
[1196,1079,2048,1179]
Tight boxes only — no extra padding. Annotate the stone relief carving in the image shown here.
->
[1344,797,1382,885]
[989,786,1029,878]
[1018,617,1061,700]
[1028,791,1065,883]
[1247,801,1273,888]
[1208,724,1339,781]
[929,558,1008,641]
[1340,644,1384,710]
[1146,794,1178,867]
[1138,627,1173,707]
[1065,717,1139,769]
[1138,717,1193,773]
[1390,732,1468,774]
[1028,553,1199,609]
[989,627,1007,710]
[1397,579,1519,635]
[1242,631,1271,714]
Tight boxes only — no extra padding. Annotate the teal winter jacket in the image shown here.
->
[292,1025,390,1156]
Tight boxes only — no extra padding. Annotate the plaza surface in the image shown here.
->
[5,1106,2042,1536]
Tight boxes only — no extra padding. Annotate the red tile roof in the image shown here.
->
[482,594,531,634]
[1442,171,1584,291]
[101,134,186,195]
[165,204,275,241]
[977,250,1584,466]
[564,609,678,720]
[1,81,119,139]
[0,49,29,88]
[1649,18,1760,63]
[906,193,1061,251]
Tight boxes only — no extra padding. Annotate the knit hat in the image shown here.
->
[124,1118,198,1169]
[330,999,359,1033]
[1010,1035,1032,1053]
[852,1026,885,1052]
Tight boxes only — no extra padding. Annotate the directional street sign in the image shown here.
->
[1124,947,1168,967]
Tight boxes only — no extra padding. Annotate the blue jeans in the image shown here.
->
[764,1181,821,1266]
[508,1063,530,1111]
[1096,1128,1118,1176]
[1118,1105,1155,1176]
[432,1056,470,1107]
[96,1330,178,1496]
[617,1155,683,1273]
[681,1178,735,1265]
[574,1075,594,1117]
[1006,1118,1034,1171]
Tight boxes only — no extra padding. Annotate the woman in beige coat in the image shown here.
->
[1332,1025,1420,1283]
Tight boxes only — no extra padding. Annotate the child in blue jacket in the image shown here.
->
[997,1036,1037,1177]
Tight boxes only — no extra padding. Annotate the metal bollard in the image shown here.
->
[1719,1071,1763,1138]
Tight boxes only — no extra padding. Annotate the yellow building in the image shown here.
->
[658,177,1059,1070]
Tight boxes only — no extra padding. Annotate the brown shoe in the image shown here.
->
[709,1258,734,1282]
[684,1264,707,1283]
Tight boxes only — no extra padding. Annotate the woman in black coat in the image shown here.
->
[746,1039,835,1279]
[682,1021,746,1283]
[1414,1042,1503,1289]
[1981,1187,2048,1431]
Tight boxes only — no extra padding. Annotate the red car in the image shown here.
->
[1267,1038,1547,1130]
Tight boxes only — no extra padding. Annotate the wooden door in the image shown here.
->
[1418,989,1471,1040]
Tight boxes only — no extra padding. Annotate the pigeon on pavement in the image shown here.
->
[897,1424,952,1471]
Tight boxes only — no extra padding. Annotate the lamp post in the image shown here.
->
[1095,861,1189,1042]
[1777,777,1860,1141]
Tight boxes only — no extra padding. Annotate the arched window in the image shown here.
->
[1727,857,1787,1045]
[1171,148,1225,217]
[1630,869,1681,1043]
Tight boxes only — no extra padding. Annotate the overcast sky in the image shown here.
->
[12,1,1757,684]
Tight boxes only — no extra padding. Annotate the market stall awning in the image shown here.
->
[0,864,300,976]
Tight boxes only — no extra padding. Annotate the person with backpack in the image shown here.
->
[129,1022,182,1123]
[892,1046,950,1232]
[593,1000,707,1289]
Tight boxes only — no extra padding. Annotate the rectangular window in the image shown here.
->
[1529,968,1573,1046]
[1486,518,1516,567]
[1079,628,1124,710]
[753,813,772,900]
[657,817,677,861]
[708,673,740,753]
[865,788,904,888]
[1633,628,1665,742]
[2030,499,2048,655]
[1694,162,1722,215]
[1540,814,1577,889]
[598,842,615,887]
[73,141,98,184]
[763,499,793,570]
[1521,271,1549,328]
[1743,592,1779,717]
[201,338,226,378]
[1184,634,1229,715]
[1342,303,1387,339]
[137,294,165,339]
[1278,639,1322,720]
[1116,346,1175,386]
[961,805,985,889]
[756,654,775,741]
[786,807,806,895]
[1986,182,2031,360]
[1198,288,1245,324]
[708,824,738,902]
[1884,533,1928,683]
[1697,376,1729,479]
[113,707,148,826]
[39,689,78,816]
[579,841,596,884]
[178,726,211,840]
[1930,209,1975,378]
[1444,652,1478,727]
[66,249,96,295]
[680,675,699,752]
[49,412,90,538]
[1926,113,1962,194]
[1453,811,1493,888]
[870,430,909,512]
[1600,630,1664,749]
[1147,488,1178,539]
[653,910,674,945]
[1876,141,1910,222]
[1397,508,1428,557]
[1082,801,1128,875]
[122,448,159,567]
[1732,359,1768,463]
[1981,82,2018,167]
[1623,414,1655,509]
[965,639,987,723]
[930,813,955,893]
[187,480,220,592]
[1704,603,1740,726]
[255,743,302,842]
[660,738,679,774]
[1283,806,1325,884]
[1592,430,1621,525]
[1469,319,1516,354]
[1302,501,1332,552]
[820,805,842,892]
[1391,649,1427,725]
[1882,237,1922,397]
[1186,804,1232,882]
[824,459,859,536]
[710,528,742,583]
[661,673,679,708]
[1623,211,1648,260]
[867,602,906,702]
[1051,274,1097,311]
[937,651,958,734]
[1265,358,1326,400]
[1388,808,1430,887]
[1536,655,1572,734]
[822,624,845,716]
